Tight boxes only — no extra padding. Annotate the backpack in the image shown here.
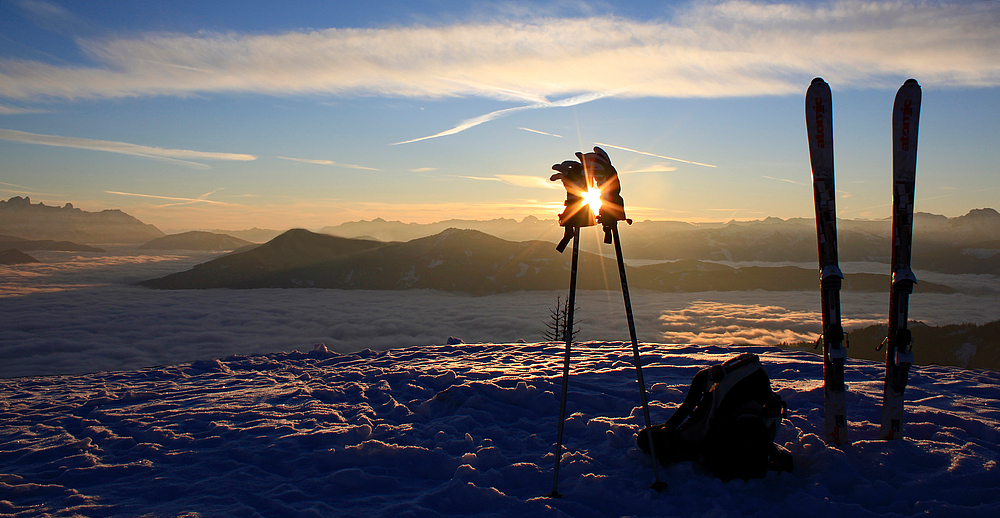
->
[637,353,794,481]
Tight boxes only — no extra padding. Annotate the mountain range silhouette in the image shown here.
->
[0,196,163,244]
[140,227,957,294]
[138,231,254,251]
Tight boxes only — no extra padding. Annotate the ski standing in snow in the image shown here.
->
[805,77,849,445]
[880,79,921,440]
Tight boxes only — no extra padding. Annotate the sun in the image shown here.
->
[583,187,602,215]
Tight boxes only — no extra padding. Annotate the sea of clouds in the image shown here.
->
[2,249,998,378]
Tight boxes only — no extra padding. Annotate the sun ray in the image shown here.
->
[583,187,602,215]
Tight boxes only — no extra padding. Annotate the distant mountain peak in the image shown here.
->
[279,228,315,238]
[0,248,40,265]
[3,196,32,207]
[1,196,164,244]
[438,227,465,236]
[138,231,253,251]
[962,208,1000,219]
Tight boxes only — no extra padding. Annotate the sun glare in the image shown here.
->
[583,188,602,215]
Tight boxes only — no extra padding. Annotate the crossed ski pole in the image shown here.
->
[546,148,667,498]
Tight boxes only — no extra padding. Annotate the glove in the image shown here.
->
[550,159,595,229]
[550,159,585,187]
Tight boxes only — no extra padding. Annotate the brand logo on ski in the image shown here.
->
[813,98,826,149]
[900,99,913,152]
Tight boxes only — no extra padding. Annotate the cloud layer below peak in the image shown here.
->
[2,1,997,104]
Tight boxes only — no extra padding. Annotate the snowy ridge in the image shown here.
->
[1,342,998,517]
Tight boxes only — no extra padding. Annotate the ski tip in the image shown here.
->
[904,78,919,86]
[811,77,826,85]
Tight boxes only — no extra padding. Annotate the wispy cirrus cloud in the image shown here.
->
[763,175,805,186]
[3,1,994,105]
[495,175,561,190]
[0,181,56,196]
[628,164,678,173]
[452,175,503,182]
[0,104,46,114]
[453,174,560,190]
[0,129,256,168]
[17,0,74,23]
[276,155,379,171]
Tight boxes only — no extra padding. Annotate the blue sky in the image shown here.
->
[1,0,998,232]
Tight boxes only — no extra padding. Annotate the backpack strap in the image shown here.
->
[662,366,712,432]
[636,366,713,463]
[663,353,761,431]
[767,442,794,473]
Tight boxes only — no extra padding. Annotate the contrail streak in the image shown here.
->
[393,92,607,145]
[518,127,563,138]
[105,190,236,206]
[763,175,805,186]
[595,142,716,168]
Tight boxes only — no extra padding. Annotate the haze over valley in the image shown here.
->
[2,196,998,378]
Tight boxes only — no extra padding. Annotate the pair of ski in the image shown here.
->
[806,77,921,444]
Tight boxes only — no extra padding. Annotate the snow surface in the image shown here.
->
[2,342,997,517]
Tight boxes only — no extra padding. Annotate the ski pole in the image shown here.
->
[612,223,668,492]
[548,225,580,498]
